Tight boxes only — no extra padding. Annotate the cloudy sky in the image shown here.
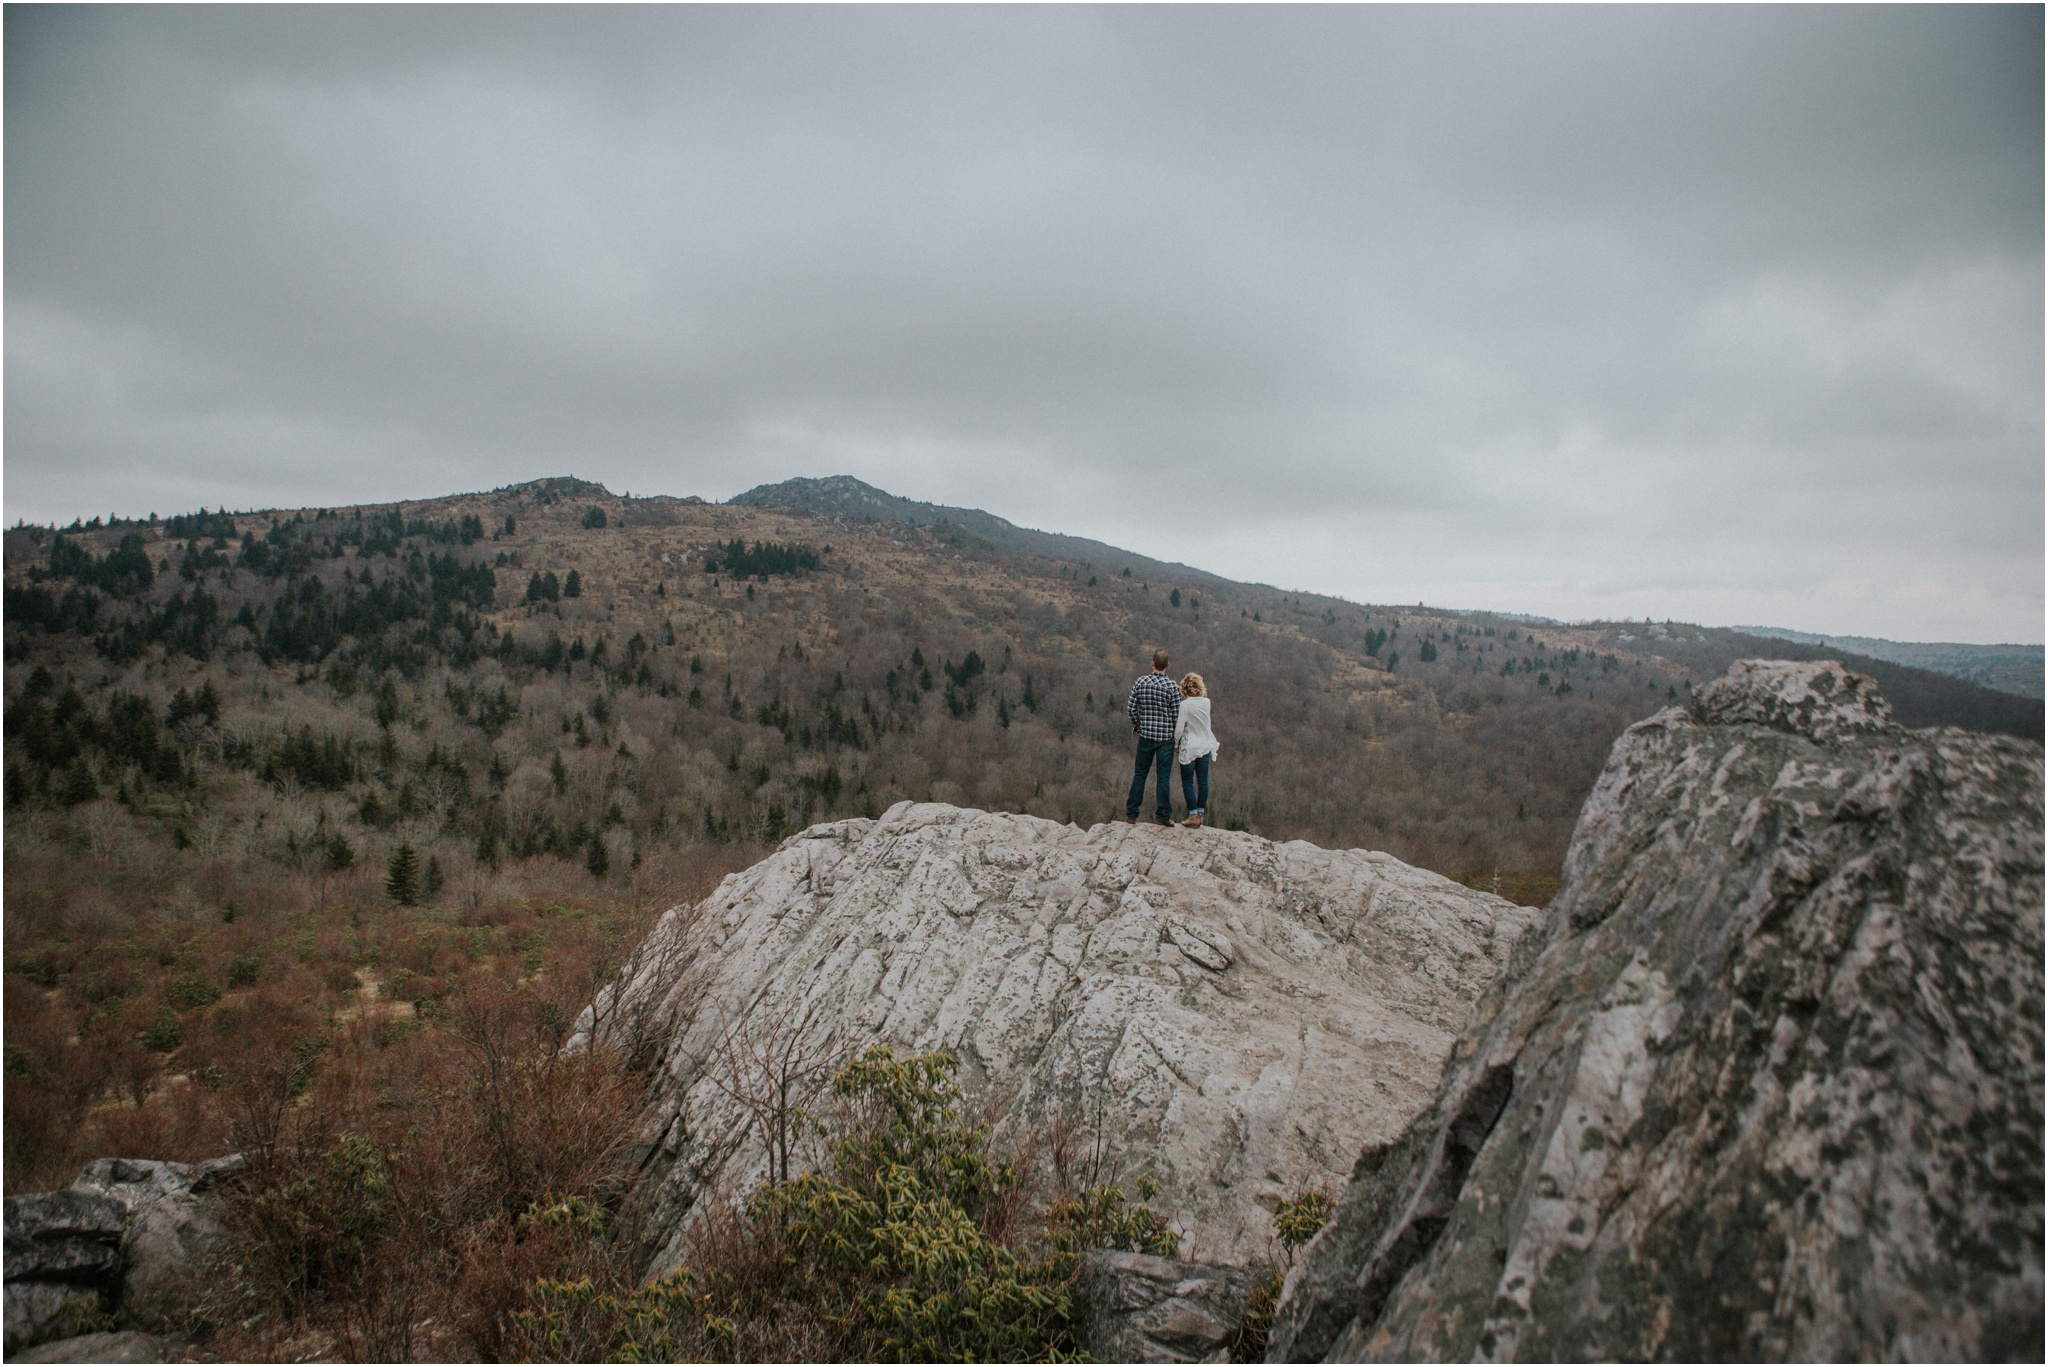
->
[7,6,2041,642]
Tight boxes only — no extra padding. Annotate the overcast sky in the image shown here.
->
[7,6,2041,642]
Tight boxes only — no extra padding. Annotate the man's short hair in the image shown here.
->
[1152,649,1170,670]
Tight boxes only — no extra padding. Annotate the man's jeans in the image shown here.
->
[1127,735,1175,823]
[1179,753,1210,815]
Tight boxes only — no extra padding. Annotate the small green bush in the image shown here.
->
[371,1015,422,1050]
[226,953,261,987]
[1272,1183,1332,1253]
[137,1007,183,1053]
[165,974,221,1010]
[509,1046,1180,1363]
[239,1132,391,1305]
[7,949,57,986]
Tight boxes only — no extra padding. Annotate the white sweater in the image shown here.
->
[1175,697,1219,767]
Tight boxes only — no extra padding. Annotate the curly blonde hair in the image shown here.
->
[1179,672,1205,698]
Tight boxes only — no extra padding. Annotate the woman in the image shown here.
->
[1174,672,1219,828]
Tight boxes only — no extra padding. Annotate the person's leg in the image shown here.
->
[1152,739,1174,823]
[1126,738,1151,820]
[1180,760,1197,814]
[1193,754,1209,813]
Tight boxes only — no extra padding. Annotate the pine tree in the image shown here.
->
[386,841,420,906]
[586,836,609,879]
[423,854,444,900]
[564,569,583,598]
[476,823,500,870]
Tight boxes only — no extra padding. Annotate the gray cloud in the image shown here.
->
[6,5,2040,641]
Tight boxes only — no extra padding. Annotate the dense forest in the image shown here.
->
[4,474,2035,1358]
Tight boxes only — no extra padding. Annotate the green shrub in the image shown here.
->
[226,953,261,987]
[371,1015,422,1050]
[509,1046,1179,1362]
[238,1132,391,1305]
[137,1007,183,1053]
[1233,1181,1335,1361]
[165,974,222,1010]
[7,948,57,986]
[1272,1183,1332,1253]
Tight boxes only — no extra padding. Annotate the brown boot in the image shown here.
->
[1181,812,1204,828]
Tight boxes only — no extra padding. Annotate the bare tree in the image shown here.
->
[704,993,843,1185]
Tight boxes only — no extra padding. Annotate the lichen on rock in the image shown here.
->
[1269,660,2044,1362]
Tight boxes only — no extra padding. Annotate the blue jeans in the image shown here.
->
[1179,754,1210,814]
[1127,735,1175,822]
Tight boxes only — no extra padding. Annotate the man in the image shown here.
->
[1124,649,1183,825]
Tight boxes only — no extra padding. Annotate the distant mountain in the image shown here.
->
[729,475,1236,588]
[1732,626,2043,700]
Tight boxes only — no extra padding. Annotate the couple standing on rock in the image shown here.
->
[1124,650,1220,828]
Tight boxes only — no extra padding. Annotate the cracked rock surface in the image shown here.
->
[1269,660,2044,1362]
[575,803,1537,1270]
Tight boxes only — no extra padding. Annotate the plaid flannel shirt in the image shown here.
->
[1126,671,1183,742]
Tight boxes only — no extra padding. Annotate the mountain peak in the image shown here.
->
[730,475,1010,532]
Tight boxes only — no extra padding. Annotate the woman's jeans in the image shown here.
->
[1178,753,1210,814]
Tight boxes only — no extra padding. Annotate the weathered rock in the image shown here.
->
[3,1192,125,1284]
[12,1329,169,1363]
[1270,660,2044,1362]
[3,1281,93,1356]
[69,1155,244,1332]
[576,804,1538,1270]
[2,1154,245,1352]
[1074,1248,1267,1362]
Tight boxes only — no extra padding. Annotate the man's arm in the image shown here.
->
[1127,679,1141,729]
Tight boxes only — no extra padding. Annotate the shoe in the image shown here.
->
[1181,813,1204,828]
[1120,814,1137,824]
[1155,817,1174,826]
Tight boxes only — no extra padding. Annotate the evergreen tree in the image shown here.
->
[423,854,444,900]
[586,835,609,879]
[476,822,500,870]
[563,569,582,598]
[385,841,420,906]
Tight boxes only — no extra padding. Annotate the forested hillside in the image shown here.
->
[5,474,2035,1196]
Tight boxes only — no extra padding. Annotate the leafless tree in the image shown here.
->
[704,992,843,1185]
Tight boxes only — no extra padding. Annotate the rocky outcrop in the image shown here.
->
[575,804,1538,1270]
[3,1193,125,1353]
[12,1329,169,1363]
[1270,661,2044,1362]
[3,1155,243,1354]
[1073,1249,1268,1362]
[71,1155,244,1331]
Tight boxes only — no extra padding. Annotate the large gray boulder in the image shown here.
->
[1074,1248,1268,1362]
[3,1192,125,1285]
[2,1154,244,1352]
[1270,660,2044,1362]
[3,1192,126,1353]
[574,804,1538,1272]
[71,1156,244,1331]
